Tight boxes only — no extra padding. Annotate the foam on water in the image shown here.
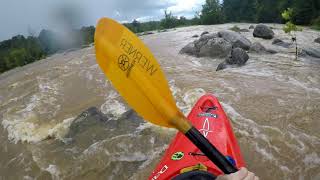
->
[2,114,74,143]
[221,102,320,177]
[45,164,60,180]
[100,90,127,116]
[169,79,206,115]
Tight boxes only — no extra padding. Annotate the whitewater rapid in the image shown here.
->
[0,23,319,179]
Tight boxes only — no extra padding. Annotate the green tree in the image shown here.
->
[223,0,258,22]
[282,8,302,60]
[201,0,224,24]
[160,10,179,28]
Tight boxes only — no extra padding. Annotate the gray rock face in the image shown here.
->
[227,48,249,65]
[199,38,232,58]
[180,33,232,58]
[253,24,275,39]
[249,25,255,29]
[179,42,198,55]
[216,48,249,71]
[250,42,277,54]
[250,42,267,53]
[315,37,320,44]
[218,30,251,50]
[199,33,218,42]
[272,38,292,48]
[302,48,320,58]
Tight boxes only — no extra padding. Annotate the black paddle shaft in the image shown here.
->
[185,127,238,174]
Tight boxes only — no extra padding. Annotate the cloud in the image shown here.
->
[0,0,205,40]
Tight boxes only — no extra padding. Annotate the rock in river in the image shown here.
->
[218,30,251,50]
[253,24,275,39]
[302,48,320,58]
[249,42,276,54]
[180,33,232,58]
[272,38,292,48]
[315,37,320,44]
[217,48,249,71]
[199,38,232,58]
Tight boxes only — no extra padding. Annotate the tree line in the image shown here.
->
[0,26,95,73]
[125,0,319,33]
[1,0,319,73]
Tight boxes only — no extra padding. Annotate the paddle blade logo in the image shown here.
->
[199,118,213,137]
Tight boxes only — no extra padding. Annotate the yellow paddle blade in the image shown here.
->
[94,18,191,132]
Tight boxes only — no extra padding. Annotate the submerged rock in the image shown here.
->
[240,29,250,32]
[302,48,320,58]
[249,25,255,29]
[201,31,209,36]
[66,107,144,141]
[250,42,277,54]
[253,24,275,39]
[272,39,292,48]
[315,37,320,44]
[218,30,251,50]
[216,48,249,71]
[192,34,199,38]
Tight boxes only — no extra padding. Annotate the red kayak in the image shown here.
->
[149,94,245,180]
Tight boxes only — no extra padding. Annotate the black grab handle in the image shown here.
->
[185,127,238,174]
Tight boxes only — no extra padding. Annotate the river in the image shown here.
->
[0,23,319,180]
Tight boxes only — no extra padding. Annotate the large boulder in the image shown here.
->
[272,38,292,48]
[249,42,277,54]
[253,24,275,39]
[216,48,249,71]
[315,37,320,44]
[180,33,231,58]
[218,30,251,50]
[199,38,232,58]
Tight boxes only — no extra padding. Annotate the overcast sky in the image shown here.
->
[0,0,205,41]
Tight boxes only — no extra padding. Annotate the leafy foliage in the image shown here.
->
[0,26,95,73]
[201,0,224,25]
[281,8,302,60]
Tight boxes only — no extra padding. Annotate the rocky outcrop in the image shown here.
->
[272,39,292,48]
[249,42,277,54]
[180,33,232,58]
[218,30,252,50]
[253,24,275,39]
[199,38,232,58]
[315,37,320,44]
[216,48,249,71]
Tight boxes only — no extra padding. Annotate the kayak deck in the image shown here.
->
[149,94,245,180]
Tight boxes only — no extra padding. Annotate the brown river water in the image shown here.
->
[0,23,319,180]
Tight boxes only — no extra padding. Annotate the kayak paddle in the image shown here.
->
[94,17,237,174]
